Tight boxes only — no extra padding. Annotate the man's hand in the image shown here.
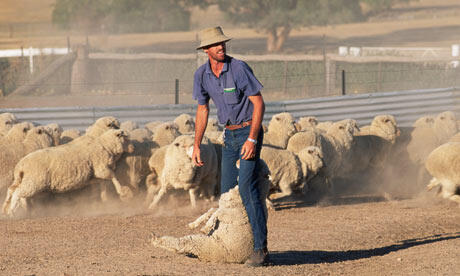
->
[192,145,204,166]
[241,140,256,160]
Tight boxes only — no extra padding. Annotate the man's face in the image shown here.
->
[204,42,226,62]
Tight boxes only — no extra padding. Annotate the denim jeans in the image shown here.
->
[221,125,267,250]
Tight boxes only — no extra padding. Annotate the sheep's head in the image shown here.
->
[206,117,221,132]
[45,123,63,146]
[174,113,195,134]
[152,122,181,147]
[299,146,324,175]
[6,122,34,141]
[102,129,134,154]
[268,112,298,137]
[86,116,121,137]
[298,116,318,131]
[371,115,400,143]
[413,116,434,128]
[328,120,355,146]
[0,113,17,132]
[434,111,458,141]
[25,126,54,148]
[165,135,198,184]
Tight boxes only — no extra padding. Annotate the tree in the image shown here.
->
[196,0,413,53]
[52,0,191,34]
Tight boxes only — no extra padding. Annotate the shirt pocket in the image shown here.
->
[223,87,240,104]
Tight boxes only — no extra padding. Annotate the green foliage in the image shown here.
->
[52,0,190,33]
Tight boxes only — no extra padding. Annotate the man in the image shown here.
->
[191,26,268,267]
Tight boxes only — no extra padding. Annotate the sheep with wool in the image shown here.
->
[147,135,218,209]
[174,113,195,134]
[2,129,133,216]
[263,112,299,149]
[425,142,460,206]
[150,166,269,263]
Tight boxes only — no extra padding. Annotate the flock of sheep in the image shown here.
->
[0,109,459,219]
[1,109,459,263]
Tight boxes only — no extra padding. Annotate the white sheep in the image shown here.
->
[2,129,134,216]
[286,120,357,195]
[356,115,400,143]
[0,122,34,144]
[260,146,303,200]
[448,132,460,143]
[407,111,458,173]
[60,129,81,144]
[0,126,54,197]
[120,120,139,132]
[144,121,163,134]
[0,112,18,136]
[425,142,460,205]
[316,121,333,133]
[174,113,195,134]
[297,116,318,131]
[147,135,218,209]
[206,117,222,132]
[113,128,156,197]
[45,123,63,146]
[151,122,181,147]
[150,173,269,263]
[263,112,299,149]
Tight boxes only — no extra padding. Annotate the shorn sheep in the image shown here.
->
[150,166,269,263]
[2,129,134,216]
[425,142,460,206]
[147,135,218,209]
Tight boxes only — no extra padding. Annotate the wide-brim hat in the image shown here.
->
[196,26,231,50]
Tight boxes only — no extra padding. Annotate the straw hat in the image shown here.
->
[196,26,231,50]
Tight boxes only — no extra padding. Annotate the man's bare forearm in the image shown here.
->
[248,93,265,140]
[194,103,209,147]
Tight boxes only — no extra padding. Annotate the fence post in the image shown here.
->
[175,79,179,104]
[283,61,288,95]
[342,70,346,95]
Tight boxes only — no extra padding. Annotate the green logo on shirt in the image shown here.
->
[224,87,236,93]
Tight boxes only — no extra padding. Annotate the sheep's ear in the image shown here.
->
[165,126,170,130]
[37,129,42,134]
[23,128,28,133]
[339,125,345,130]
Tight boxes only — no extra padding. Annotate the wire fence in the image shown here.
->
[1,50,460,104]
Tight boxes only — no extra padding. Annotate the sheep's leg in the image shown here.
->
[144,172,160,206]
[200,209,219,234]
[427,178,440,191]
[188,207,216,229]
[99,181,108,202]
[150,232,204,256]
[189,187,199,208]
[111,176,133,202]
[148,186,167,209]
[266,198,275,210]
[2,186,15,215]
[5,190,22,216]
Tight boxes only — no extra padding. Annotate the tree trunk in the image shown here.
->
[275,26,291,52]
[266,29,277,53]
[266,26,291,53]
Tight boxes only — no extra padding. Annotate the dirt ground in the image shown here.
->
[0,184,459,276]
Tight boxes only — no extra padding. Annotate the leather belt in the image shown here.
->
[225,120,252,130]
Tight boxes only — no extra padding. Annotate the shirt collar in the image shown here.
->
[205,55,230,75]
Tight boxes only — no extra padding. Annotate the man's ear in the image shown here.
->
[203,48,208,54]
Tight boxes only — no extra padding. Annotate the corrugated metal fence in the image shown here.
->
[1,87,459,131]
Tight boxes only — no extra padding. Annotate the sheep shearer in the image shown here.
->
[191,26,268,267]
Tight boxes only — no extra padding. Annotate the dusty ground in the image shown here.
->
[0,186,459,275]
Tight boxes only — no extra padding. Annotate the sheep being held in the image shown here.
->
[2,129,134,216]
[150,172,269,263]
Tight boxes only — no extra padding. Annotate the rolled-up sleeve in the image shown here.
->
[236,61,263,97]
[193,69,210,105]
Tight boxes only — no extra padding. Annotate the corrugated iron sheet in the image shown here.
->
[1,87,459,130]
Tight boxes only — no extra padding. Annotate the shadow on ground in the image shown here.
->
[268,232,460,266]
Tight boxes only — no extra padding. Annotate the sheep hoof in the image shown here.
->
[119,186,134,202]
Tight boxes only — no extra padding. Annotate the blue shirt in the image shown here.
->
[193,56,263,125]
